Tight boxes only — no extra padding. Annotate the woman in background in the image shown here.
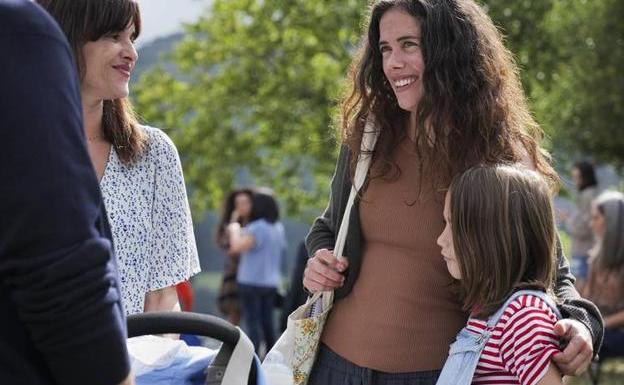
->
[568,160,600,291]
[215,188,253,325]
[228,189,287,355]
[583,191,624,361]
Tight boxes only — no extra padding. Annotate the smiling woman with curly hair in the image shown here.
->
[302,1,603,384]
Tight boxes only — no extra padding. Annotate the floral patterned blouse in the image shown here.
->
[100,126,200,315]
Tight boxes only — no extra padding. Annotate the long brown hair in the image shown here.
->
[215,189,254,248]
[592,191,624,270]
[37,0,147,164]
[341,0,558,190]
[449,164,557,318]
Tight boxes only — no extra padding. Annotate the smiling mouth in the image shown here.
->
[394,76,417,89]
[113,65,131,77]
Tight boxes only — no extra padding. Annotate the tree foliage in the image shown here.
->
[133,0,366,218]
[133,0,623,218]
[483,0,623,167]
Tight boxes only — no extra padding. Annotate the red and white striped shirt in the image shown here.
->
[468,295,561,385]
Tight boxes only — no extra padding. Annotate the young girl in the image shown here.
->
[583,191,624,361]
[436,164,563,385]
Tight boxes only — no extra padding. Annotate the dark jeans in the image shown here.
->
[599,328,624,361]
[238,283,277,354]
[309,344,441,385]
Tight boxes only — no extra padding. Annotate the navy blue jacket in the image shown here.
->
[0,1,130,384]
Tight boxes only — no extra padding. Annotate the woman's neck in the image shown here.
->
[82,95,104,141]
[408,112,418,141]
[407,111,435,145]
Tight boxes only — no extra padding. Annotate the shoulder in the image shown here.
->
[0,1,67,46]
[247,219,268,231]
[499,294,559,336]
[580,186,600,201]
[141,125,181,163]
[247,219,275,236]
[143,125,178,151]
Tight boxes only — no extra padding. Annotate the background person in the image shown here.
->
[228,189,287,355]
[583,191,624,361]
[568,160,600,291]
[215,188,254,325]
[37,0,200,315]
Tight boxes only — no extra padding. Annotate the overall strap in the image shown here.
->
[486,289,561,328]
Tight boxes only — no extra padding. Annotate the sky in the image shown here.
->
[135,0,212,47]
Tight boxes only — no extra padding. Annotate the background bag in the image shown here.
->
[262,121,378,385]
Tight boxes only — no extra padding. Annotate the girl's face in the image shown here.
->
[437,192,461,279]
[590,205,606,237]
[81,23,138,102]
[234,193,252,221]
[379,7,425,113]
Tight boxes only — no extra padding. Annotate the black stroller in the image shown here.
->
[127,311,263,385]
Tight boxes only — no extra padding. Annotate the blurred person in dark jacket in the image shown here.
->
[0,1,132,384]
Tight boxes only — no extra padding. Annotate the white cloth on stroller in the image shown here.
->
[128,335,216,384]
[127,333,268,385]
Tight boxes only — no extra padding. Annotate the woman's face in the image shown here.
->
[437,192,461,280]
[571,167,583,189]
[590,205,606,237]
[234,193,252,221]
[81,23,138,102]
[379,7,425,113]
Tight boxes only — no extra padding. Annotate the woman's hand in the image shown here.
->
[230,209,240,224]
[552,319,593,376]
[302,248,348,293]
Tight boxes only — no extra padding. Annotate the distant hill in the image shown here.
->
[132,32,183,87]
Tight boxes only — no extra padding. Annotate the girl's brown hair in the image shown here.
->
[449,164,557,318]
[341,0,558,191]
[37,0,146,164]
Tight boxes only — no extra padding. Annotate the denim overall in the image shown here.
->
[435,290,561,385]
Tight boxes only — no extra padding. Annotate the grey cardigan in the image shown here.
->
[306,145,604,354]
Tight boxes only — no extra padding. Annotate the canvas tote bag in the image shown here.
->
[262,122,378,385]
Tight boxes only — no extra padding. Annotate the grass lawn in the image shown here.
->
[568,360,624,385]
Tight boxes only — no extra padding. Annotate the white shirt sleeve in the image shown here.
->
[146,128,201,291]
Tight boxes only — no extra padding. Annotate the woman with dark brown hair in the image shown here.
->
[584,191,624,362]
[302,1,602,384]
[37,0,200,315]
[215,188,254,325]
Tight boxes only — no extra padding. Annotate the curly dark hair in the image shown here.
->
[341,0,558,191]
[215,188,254,247]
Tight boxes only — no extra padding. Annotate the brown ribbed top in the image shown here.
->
[321,139,467,372]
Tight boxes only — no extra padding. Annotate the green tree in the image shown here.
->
[134,0,623,219]
[537,0,624,168]
[483,0,623,168]
[134,0,366,218]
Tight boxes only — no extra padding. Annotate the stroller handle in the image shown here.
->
[127,311,257,385]
[127,311,239,347]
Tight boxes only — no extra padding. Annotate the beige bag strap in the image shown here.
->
[333,120,379,261]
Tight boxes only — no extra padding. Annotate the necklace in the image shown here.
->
[87,134,103,142]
